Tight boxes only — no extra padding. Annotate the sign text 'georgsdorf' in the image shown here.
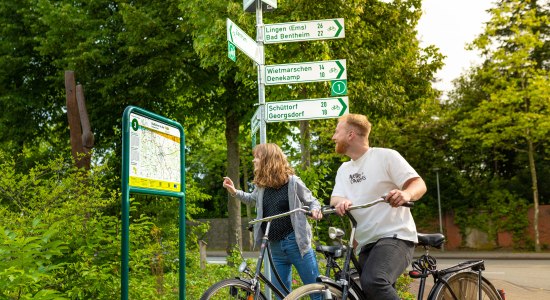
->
[266,97,348,122]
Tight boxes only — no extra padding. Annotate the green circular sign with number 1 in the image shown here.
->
[331,80,347,96]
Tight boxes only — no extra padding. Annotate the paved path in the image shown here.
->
[207,250,550,299]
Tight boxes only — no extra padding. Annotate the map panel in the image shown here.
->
[128,113,181,192]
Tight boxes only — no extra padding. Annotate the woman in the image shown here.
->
[222,143,322,299]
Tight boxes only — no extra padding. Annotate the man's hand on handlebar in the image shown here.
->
[386,189,413,208]
[334,199,353,216]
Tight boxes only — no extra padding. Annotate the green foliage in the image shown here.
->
[0,218,68,299]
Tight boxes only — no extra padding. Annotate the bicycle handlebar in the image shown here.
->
[321,197,414,215]
[248,196,413,225]
[248,206,311,225]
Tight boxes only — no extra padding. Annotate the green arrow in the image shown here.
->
[335,20,343,37]
[338,98,348,116]
[336,61,345,78]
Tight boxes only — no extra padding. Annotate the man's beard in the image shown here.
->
[335,140,348,154]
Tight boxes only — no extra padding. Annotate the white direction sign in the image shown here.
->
[264,59,346,85]
[251,107,261,134]
[264,18,344,44]
[244,0,277,12]
[266,97,349,122]
[227,18,260,64]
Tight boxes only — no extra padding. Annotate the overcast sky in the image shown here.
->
[416,0,494,98]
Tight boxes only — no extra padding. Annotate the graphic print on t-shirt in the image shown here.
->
[349,172,366,184]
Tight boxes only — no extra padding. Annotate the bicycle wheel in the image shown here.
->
[284,283,343,300]
[429,271,503,300]
[200,278,267,300]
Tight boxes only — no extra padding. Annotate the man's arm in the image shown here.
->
[386,177,427,207]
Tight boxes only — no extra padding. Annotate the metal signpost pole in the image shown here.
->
[256,0,266,144]
[254,2,271,298]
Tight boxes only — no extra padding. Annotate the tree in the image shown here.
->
[458,0,550,251]
[1,0,200,174]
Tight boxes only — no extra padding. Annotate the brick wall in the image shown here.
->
[444,204,550,250]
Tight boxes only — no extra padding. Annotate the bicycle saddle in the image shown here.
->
[417,233,445,249]
[316,245,346,258]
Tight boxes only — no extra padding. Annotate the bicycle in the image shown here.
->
[283,197,505,300]
[200,206,328,300]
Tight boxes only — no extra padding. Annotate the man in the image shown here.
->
[330,113,427,300]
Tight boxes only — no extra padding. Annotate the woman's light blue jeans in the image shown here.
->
[269,231,321,300]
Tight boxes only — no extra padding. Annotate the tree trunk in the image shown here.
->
[527,135,540,252]
[299,120,311,169]
[225,111,242,256]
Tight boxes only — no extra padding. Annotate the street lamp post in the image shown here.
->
[434,167,444,251]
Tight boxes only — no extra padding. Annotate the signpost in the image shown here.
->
[264,18,344,44]
[263,59,346,85]
[265,97,348,122]
[228,3,348,299]
[227,18,260,64]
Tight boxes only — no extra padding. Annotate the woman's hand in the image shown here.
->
[222,177,237,196]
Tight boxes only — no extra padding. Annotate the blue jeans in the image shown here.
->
[269,232,321,300]
[358,238,414,300]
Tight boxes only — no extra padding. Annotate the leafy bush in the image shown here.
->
[0,217,67,299]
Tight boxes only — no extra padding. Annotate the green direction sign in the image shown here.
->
[264,18,344,44]
[227,18,260,64]
[264,59,346,85]
[265,97,349,122]
[331,79,347,96]
[228,41,237,62]
[244,0,277,12]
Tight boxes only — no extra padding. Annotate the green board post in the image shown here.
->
[121,106,186,299]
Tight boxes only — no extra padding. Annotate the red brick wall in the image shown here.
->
[444,205,550,250]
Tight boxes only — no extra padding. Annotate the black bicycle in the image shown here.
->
[283,197,505,300]
[200,206,324,300]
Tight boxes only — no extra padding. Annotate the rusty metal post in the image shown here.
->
[76,84,94,169]
[65,71,84,167]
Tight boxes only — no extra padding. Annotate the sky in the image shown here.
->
[416,0,494,98]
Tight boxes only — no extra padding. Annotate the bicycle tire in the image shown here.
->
[200,278,267,300]
[283,283,346,300]
[428,271,503,300]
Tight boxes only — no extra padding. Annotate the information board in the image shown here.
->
[128,113,181,192]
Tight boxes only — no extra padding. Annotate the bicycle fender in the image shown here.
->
[315,275,363,300]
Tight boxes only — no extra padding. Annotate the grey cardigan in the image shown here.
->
[234,175,321,257]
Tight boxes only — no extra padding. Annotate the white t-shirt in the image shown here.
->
[331,147,419,253]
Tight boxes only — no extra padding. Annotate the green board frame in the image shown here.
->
[121,106,186,299]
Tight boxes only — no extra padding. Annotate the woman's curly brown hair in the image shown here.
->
[252,143,294,188]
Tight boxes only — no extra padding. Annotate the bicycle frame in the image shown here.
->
[246,207,312,299]
[318,198,414,300]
